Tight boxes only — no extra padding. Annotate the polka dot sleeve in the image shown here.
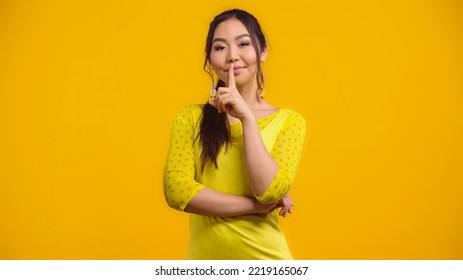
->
[163,105,205,211]
[255,111,306,204]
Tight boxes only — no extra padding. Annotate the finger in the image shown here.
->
[281,208,287,217]
[228,63,236,89]
[279,199,288,217]
[279,204,286,216]
[215,98,221,113]
[215,94,225,113]
[215,89,227,113]
[216,92,233,114]
[283,196,291,216]
[284,196,293,213]
[288,197,294,214]
[208,98,217,109]
[285,194,294,206]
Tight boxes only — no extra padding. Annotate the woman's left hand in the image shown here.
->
[275,194,294,217]
[209,63,254,121]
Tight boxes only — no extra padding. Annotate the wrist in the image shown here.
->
[240,113,256,124]
[252,199,277,214]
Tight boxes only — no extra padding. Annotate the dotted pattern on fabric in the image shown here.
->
[163,104,306,210]
[255,111,306,203]
[163,105,204,211]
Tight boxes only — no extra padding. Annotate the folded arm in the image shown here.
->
[163,105,278,217]
[242,111,307,204]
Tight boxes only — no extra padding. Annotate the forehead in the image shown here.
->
[213,18,250,40]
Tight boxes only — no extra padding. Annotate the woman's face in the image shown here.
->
[209,18,266,89]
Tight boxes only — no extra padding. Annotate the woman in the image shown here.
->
[163,9,306,259]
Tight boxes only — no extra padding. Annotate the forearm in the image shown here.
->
[241,116,279,196]
[184,187,271,217]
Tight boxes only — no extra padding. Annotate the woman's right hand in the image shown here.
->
[208,63,254,121]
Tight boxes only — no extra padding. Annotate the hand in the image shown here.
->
[252,194,294,217]
[208,63,253,121]
[275,194,294,217]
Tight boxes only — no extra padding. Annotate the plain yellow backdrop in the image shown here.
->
[0,0,462,259]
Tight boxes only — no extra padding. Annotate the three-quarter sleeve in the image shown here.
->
[255,112,306,204]
[163,105,205,211]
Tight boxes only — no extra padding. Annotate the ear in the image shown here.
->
[260,48,268,62]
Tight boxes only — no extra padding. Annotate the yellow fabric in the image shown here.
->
[163,104,306,259]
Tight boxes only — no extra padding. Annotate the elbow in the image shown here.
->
[163,174,203,212]
[164,193,184,212]
[165,196,181,211]
[163,180,185,212]
[163,168,187,211]
[254,173,291,204]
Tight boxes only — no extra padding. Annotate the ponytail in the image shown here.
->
[197,80,231,172]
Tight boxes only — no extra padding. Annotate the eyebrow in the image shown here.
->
[212,34,251,43]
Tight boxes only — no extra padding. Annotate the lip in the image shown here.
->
[226,66,246,74]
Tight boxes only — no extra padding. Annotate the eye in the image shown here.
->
[238,41,251,47]
[213,45,226,51]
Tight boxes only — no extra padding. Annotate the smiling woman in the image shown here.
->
[163,9,307,260]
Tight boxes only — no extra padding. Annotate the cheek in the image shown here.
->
[209,61,221,75]
[209,58,226,79]
[209,52,223,67]
[244,52,258,67]
[243,52,258,68]
[244,48,258,60]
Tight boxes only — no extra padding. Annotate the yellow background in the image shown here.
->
[1,0,462,259]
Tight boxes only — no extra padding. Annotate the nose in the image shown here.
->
[227,45,239,63]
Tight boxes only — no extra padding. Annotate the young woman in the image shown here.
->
[163,9,306,259]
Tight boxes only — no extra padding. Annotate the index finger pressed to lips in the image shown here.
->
[228,63,236,89]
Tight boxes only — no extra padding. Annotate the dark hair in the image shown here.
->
[198,9,267,172]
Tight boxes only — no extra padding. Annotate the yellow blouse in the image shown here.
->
[163,104,306,259]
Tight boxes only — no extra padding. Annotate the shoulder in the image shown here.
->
[276,109,307,134]
[281,108,306,124]
[173,104,203,123]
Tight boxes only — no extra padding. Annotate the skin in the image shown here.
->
[185,18,294,217]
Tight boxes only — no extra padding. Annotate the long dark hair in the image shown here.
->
[198,9,267,172]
